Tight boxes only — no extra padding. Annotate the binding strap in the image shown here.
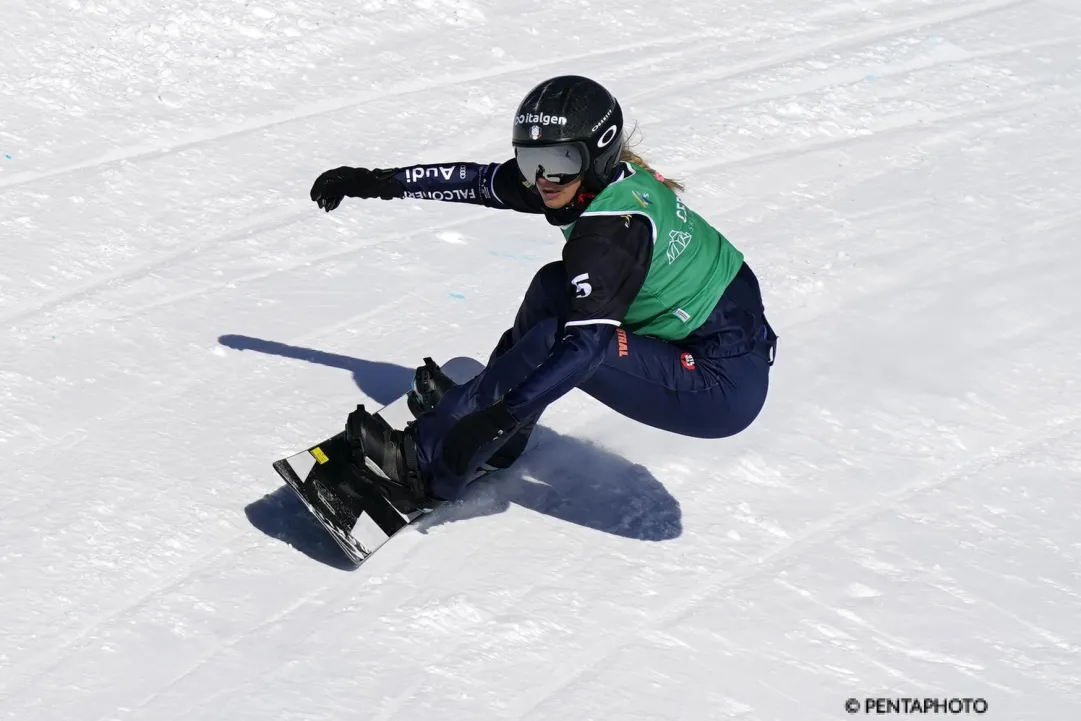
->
[401,431,421,491]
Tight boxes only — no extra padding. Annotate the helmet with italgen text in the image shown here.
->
[511,75,624,192]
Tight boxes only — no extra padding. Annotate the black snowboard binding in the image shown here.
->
[343,404,440,514]
[407,357,456,418]
[408,356,536,471]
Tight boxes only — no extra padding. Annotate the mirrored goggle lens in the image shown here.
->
[515,144,584,185]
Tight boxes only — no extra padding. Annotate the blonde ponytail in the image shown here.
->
[618,126,685,192]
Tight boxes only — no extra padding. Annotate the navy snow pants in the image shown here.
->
[412,261,778,501]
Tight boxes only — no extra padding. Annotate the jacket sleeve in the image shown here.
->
[501,214,653,421]
[391,159,546,213]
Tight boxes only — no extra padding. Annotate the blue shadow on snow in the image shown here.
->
[219,334,412,405]
[244,486,358,571]
[226,334,683,569]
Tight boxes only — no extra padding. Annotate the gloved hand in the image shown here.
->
[310,166,403,212]
[441,399,519,476]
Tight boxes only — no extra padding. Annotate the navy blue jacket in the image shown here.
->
[390,160,654,422]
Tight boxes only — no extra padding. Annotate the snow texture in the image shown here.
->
[2,0,1080,719]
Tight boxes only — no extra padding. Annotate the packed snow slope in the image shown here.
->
[3,0,1081,719]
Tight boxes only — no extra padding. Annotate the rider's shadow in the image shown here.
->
[219,334,414,404]
[227,334,683,568]
[414,425,683,543]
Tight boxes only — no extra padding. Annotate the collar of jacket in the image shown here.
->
[539,163,626,227]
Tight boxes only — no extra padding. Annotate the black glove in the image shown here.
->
[441,399,519,476]
[310,166,404,212]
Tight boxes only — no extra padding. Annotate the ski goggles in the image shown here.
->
[514,143,586,186]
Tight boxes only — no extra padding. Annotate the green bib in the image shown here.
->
[561,163,745,340]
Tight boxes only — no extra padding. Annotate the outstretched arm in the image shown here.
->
[310,159,545,214]
[393,161,545,213]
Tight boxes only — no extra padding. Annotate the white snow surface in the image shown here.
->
[3,0,1081,718]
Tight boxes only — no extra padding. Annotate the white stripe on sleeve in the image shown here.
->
[564,318,622,328]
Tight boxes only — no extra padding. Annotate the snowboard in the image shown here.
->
[271,356,489,567]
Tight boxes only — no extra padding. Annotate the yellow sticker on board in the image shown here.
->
[310,447,329,464]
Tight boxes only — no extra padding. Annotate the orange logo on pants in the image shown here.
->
[616,328,629,357]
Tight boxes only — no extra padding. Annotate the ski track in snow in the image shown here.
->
[0,22,740,194]
[3,0,1081,718]
[0,0,1067,336]
[0,0,1038,210]
[505,414,1081,717]
[2,54,1071,339]
[622,0,1038,104]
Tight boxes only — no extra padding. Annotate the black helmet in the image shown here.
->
[511,75,624,192]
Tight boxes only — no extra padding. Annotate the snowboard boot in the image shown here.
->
[343,404,440,514]
[407,357,456,418]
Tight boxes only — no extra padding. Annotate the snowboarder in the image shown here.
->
[308,75,778,513]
